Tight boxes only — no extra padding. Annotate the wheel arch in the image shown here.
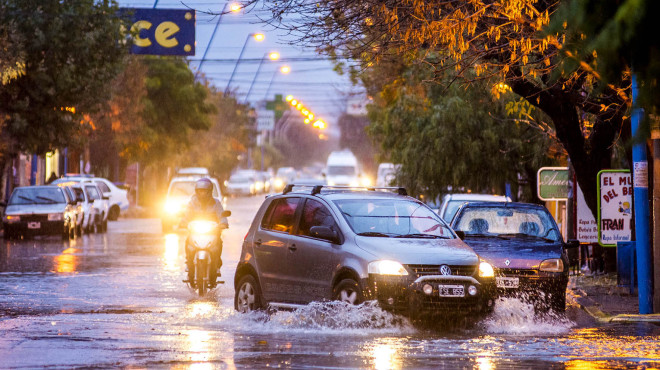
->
[234,263,260,289]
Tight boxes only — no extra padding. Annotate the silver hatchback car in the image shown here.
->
[234,185,497,322]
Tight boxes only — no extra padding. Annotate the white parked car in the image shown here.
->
[82,182,109,232]
[438,193,512,222]
[70,184,98,233]
[53,176,128,220]
[161,176,224,232]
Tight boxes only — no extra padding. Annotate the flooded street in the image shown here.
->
[1,196,659,369]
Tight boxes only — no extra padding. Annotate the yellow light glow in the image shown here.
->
[230,3,242,12]
[268,52,280,61]
[290,99,298,106]
[285,95,294,102]
[296,103,303,110]
[163,233,179,271]
[319,133,328,140]
[253,33,265,42]
[301,109,309,116]
[53,247,79,274]
[280,66,290,74]
[307,113,314,120]
[313,120,326,129]
[304,118,310,124]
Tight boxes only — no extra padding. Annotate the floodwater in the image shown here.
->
[1,196,659,369]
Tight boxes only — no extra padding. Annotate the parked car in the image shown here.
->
[234,185,496,324]
[52,176,128,220]
[176,167,209,178]
[70,184,98,234]
[82,182,109,233]
[450,201,579,312]
[225,171,257,197]
[2,185,77,240]
[438,193,511,222]
[60,185,84,237]
[161,176,223,232]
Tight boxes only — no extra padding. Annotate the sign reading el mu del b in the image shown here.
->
[121,8,195,56]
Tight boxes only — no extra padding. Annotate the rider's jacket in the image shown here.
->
[180,195,229,229]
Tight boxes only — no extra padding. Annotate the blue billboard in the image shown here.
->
[121,8,195,56]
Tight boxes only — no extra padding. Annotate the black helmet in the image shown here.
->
[195,178,213,201]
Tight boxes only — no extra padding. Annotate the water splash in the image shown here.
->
[481,297,574,335]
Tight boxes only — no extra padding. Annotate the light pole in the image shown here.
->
[244,51,280,104]
[264,65,290,100]
[224,32,265,94]
[195,3,242,80]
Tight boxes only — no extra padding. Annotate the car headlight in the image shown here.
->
[164,199,181,214]
[349,181,360,187]
[189,220,216,234]
[361,177,372,186]
[539,258,564,272]
[327,180,336,186]
[48,213,63,221]
[4,215,20,223]
[368,260,409,276]
[479,261,495,277]
[274,179,284,188]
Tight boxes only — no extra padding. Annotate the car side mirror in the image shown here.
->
[221,210,231,217]
[455,230,465,240]
[309,226,339,243]
[0,201,6,207]
[565,239,580,249]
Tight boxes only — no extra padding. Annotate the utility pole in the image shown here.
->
[652,115,660,313]
[631,74,653,314]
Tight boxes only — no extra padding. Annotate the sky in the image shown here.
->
[116,0,364,128]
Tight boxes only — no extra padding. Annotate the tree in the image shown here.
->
[252,0,631,217]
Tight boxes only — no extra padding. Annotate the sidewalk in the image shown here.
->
[568,273,660,324]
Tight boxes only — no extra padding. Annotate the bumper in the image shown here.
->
[4,220,66,236]
[366,274,496,319]
[495,272,568,300]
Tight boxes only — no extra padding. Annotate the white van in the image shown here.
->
[376,163,401,187]
[324,150,364,187]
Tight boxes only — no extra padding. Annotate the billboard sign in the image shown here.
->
[256,110,275,131]
[121,8,195,56]
[597,170,632,247]
[537,167,569,201]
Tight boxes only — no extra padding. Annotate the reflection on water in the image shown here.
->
[563,328,660,363]
[53,247,79,273]
[163,233,180,272]
[474,350,495,370]
[370,339,403,370]
[186,329,212,369]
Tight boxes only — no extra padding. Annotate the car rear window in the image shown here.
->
[95,181,111,193]
[261,197,300,233]
[85,185,101,200]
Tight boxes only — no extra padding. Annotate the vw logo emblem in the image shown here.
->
[439,265,452,275]
[505,259,511,266]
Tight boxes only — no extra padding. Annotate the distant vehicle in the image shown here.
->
[273,167,296,192]
[376,163,401,187]
[438,193,511,222]
[451,201,579,312]
[176,167,210,178]
[324,149,370,187]
[2,185,77,240]
[60,185,84,236]
[226,170,257,197]
[234,184,496,325]
[161,176,224,232]
[82,182,109,233]
[70,184,99,233]
[53,176,128,220]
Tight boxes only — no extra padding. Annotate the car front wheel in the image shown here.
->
[235,274,263,313]
[333,278,364,305]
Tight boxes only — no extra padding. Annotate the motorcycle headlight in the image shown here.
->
[539,258,564,272]
[479,261,495,277]
[274,179,284,188]
[189,220,216,234]
[368,260,409,276]
[4,215,20,223]
[48,213,63,221]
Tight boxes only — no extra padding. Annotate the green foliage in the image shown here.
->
[0,0,128,155]
[367,66,559,201]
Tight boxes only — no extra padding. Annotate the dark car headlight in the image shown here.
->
[539,258,564,272]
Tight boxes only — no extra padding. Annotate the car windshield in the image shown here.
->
[453,206,562,242]
[169,181,218,197]
[334,198,453,238]
[327,166,356,176]
[9,187,65,205]
[442,200,467,221]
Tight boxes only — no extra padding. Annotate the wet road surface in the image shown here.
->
[1,196,659,368]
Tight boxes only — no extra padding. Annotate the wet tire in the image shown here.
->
[3,227,13,240]
[196,259,207,296]
[550,292,566,313]
[333,278,364,305]
[76,222,83,237]
[101,219,108,233]
[235,274,263,313]
[108,205,120,221]
[69,222,76,240]
[62,223,70,241]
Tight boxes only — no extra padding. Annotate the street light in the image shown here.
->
[245,51,281,103]
[264,65,291,100]
[224,32,266,94]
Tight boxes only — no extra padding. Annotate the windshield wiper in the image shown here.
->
[357,232,392,237]
[17,195,36,204]
[497,233,555,242]
[36,196,57,204]
[394,233,450,239]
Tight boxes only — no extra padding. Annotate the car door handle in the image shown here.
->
[288,244,297,251]
[254,239,262,247]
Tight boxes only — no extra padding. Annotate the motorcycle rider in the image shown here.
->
[180,178,228,288]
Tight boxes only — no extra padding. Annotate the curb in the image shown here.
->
[569,290,660,324]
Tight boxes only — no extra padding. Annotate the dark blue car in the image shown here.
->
[450,202,578,312]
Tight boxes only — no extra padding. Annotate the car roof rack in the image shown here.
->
[282,184,407,196]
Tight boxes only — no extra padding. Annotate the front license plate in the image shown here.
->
[496,277,520,288]
[27,222,41,229]
[438,284,464,297]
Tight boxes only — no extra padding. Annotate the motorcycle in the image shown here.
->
[184,211,230,296]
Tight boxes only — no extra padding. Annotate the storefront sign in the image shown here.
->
[121,8,195,56]
[598,170,632,247]
[537,167,569,201]
[576,184,598,243]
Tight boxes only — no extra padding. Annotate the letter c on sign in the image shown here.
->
[155,21,180,48]
[131,20,152,47]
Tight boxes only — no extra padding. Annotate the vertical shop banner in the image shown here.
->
[121,8,196,56]
[598,170,632,246]
[576,184,598,243]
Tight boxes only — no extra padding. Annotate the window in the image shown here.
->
[297,199,337,238]
[9,187,66,205]
[85,186,100,201]
[95,181,111,193]
[73,187,85,202]
[261,197,300,233]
